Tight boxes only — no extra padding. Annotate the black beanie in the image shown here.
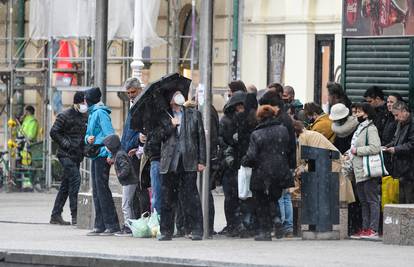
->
[85,87,101,106]
[73,91,85,104]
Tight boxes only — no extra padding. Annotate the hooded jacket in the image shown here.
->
[103,134,138,185]
[84,102,115,159]
[50,106,87,163]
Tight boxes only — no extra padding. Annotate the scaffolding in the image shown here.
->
[0,0,234,191]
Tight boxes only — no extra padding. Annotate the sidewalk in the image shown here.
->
[0,192,413,267]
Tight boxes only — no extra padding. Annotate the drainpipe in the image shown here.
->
[16,0,24,116]
[231,0,239,80]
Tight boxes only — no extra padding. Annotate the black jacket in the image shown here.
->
[103,134,139,185]
[49,107,87,163]
[219,92,257,170]
[241,118,293,191]
[276,111,297,169]
[374,103,388,140]
[389,115,414,181]
[159,107,206,174]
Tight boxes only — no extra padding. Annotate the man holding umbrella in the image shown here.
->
[158,90,206,241]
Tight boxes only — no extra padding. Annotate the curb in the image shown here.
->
[0,249,285,267]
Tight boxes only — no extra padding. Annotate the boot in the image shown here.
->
[50,215,70,225]
[71,216,77,226]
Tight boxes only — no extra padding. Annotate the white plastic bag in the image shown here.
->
[238,166,252,200]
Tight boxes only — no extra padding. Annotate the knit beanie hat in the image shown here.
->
[85,87,101,106]
[73,91,85,104]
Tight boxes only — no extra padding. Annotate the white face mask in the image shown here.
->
[79,104,88,113]
[173,93,185,106]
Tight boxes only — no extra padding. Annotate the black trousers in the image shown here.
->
[400,179,414,204]
[252,185,282,234]
[222,169,240,230]
[160,168,203,236]
[51,157,81,218]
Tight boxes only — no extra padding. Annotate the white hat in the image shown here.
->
[329,103,349,121]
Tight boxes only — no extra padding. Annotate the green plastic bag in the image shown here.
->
[148,210,160,238]
[126,212,151,238]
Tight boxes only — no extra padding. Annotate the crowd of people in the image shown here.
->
[48,76,414,242]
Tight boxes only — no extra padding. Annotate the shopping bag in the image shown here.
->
[363,131,388,177]
[126,212,152,238]
[147,210,161,238]
[381,176,399,210]
[238,166,252,200]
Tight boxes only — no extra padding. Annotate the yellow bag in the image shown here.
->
[381,176,399,210]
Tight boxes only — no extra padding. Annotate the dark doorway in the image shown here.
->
[314,35,335,109]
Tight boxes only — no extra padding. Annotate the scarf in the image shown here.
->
[350,119,371,155]
[332,116,359,138]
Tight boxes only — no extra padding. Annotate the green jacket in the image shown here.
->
[21,115,39,142]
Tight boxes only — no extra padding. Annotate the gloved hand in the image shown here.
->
[233,133,238,143]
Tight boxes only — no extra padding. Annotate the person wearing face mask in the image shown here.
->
[349,103,381,240]
[158,90,206,241]
[49,91,88,226]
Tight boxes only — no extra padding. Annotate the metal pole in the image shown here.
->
[199,0,213,239]
[169,0,180,73]
[45,38,53,190]
[190,0,196,79]
[94,0,109,104]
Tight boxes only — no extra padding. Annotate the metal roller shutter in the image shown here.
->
[342,37,413,106]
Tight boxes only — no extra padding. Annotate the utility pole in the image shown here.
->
[199,0,214,239]
[94,0,108,103]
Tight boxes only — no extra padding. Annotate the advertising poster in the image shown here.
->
[343,0,414,36]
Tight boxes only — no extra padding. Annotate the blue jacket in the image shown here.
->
[120,112,140,153]
[84,103,115,159]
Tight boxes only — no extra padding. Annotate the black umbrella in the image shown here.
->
[130,73,191,132]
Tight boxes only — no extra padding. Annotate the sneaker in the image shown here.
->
[99,228,120,236]
[86,229,105,236]
[350,229,366,240]
[361,229,379,240]
[50,215,71,225]
[115,226,132,237]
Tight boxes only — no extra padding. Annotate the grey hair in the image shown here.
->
[392,101,410,112]
[284,85,295,96]
[124,77,142,90]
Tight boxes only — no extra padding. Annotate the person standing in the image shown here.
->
[304,102,335,143]
[20,105,39,142]
[158,91,206,241]
[384,101,414,204]
[84,87,120,236]
[241,105,292,241]
[350,103,381,240]
[49,92,88,225]
[364,86,388,139]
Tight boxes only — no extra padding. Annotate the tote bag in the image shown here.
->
[363,130,389,178]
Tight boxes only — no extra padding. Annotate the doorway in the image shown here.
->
[314,35,334,110]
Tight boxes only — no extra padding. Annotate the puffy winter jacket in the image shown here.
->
[84,103,115,159]
[50,107,87,163]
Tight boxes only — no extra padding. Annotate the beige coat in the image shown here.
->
[351,121,381,183]
[296,129,355,204]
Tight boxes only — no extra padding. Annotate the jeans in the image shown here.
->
[278,189,293,232]
[150,160,162,214]
[356,178,380,232]
[91,157,120,231]
[160,168,203,236]
[51,157,81,218]
[222,169,240,230]
[122,184,138,224]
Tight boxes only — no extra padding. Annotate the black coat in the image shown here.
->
[389,115,414,181]
[49,107,87,163]
[276,111,297,169]
[144,112,171,162]
[374,104,388,140]
[160,107,206,174]
[241,118,293,191]
[103,135,139,185]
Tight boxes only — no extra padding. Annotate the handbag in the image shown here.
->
[238,166,252,200]
[362,130,389,178]
[84,144,104,158]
